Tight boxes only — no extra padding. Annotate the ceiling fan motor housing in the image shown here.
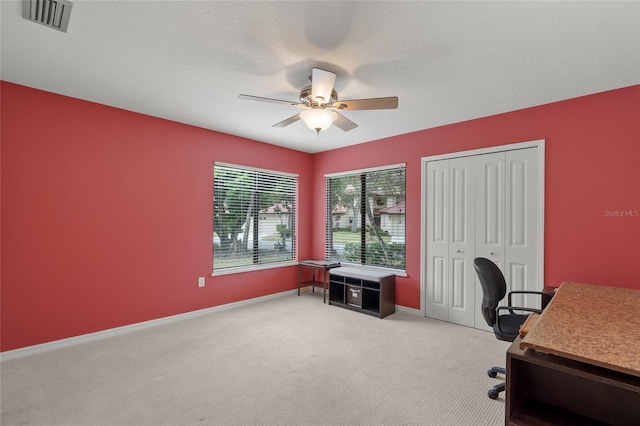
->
[299,85,338,107]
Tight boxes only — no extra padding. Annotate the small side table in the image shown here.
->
[297,260,340,303]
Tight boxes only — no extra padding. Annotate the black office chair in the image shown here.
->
[473,257,552,399]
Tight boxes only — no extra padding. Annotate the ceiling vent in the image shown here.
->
[22,0,73,33]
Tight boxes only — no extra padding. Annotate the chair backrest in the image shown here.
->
[473,257,507,327]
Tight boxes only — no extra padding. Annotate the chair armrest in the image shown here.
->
[495,305,542,336]
[507,291,554,313]
[497,305,543,315]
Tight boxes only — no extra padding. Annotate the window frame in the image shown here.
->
[213,162,298,276]
[325,163,407,275]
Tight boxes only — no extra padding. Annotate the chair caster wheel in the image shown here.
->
[487,369,498,378]
[488,390,499,400]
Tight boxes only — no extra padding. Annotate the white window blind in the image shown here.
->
[213,163,297,272]
[326,165,406,270]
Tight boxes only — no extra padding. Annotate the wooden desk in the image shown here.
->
[297,260,340,303]
[521,281,640,376]
[507,282,640,425]
[507,336,640,425]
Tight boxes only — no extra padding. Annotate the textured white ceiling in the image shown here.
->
[2,1,639,153]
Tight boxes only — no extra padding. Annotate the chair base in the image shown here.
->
[487,366,506,399]
[487,366,506,378]
[488,381,505,399]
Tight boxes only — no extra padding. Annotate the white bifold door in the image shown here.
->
[424,146,540,330]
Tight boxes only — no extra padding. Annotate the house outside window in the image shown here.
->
[213,163,297,274]
[325,164,406,270]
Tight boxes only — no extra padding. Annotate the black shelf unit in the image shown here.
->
[329,267,395,318]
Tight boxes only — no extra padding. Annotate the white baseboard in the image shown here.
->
[395,304,421,316]
[0,289,297,362]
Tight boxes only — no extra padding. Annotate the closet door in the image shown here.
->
[474,152,505,330]
[423,144,541,329]
[505,148,539,309]
[447,157,476,327]
[425,160,449,322]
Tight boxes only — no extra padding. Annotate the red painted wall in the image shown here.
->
[313,85,640,309]
[2,82,639,352]
[1,82,313,351]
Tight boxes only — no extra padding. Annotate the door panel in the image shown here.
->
[432,256,447,306]
[448,158,475,327]
[451,165,468,244]
[509,159,527,247]
[425,160,449,321]
[509,262,527,305]
[474,153,505,330]
[505,148,540,309]
[452,258,467,308]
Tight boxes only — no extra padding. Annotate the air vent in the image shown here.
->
[22,0,73,33]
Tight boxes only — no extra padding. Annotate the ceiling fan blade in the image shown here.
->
[311,68,336,105]
[331,96,398,111]
[333,112,358,132]
[239,94,303,107]
[272,114,301,128]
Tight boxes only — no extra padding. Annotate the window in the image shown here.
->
[213,163,297,273]
[325,164,406,270]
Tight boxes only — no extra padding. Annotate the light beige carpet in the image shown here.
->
[1,291,510,425]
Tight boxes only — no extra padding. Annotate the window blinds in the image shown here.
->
[325,165,406,270]
[213,163,297,271]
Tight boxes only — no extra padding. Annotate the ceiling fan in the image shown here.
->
[239,68,399,134]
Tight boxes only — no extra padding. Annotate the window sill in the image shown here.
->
[212,261,298,277]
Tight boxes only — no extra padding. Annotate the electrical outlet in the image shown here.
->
[198,277,205,288]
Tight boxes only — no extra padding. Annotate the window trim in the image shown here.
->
[212,260,298,277]
[324,163,406,178]
[215,161,299,179]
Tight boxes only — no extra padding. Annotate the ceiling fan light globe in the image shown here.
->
[300,109,338,133]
